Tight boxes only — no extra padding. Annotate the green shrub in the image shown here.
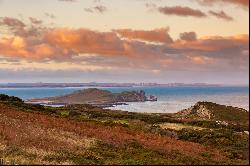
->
[60,111,70,117]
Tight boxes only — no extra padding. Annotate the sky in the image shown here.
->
[0,0,249,84]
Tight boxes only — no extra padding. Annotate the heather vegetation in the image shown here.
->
[0,94,249,165]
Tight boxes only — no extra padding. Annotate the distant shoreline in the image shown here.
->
[0,86,133,89]
[26,101,129,108]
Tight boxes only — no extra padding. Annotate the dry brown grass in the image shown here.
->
[0,103,228,164]
[159,123,206,131]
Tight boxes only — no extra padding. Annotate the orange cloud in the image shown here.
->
[172,34,249,51]
[113,28,173,43]
[0,26,167,63]
[44,28,173,62]
[158,6,207,17]
[44,28,126,57]
[0,28,248,72]
[0,36,72,60]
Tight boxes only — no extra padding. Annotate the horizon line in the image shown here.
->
[0,82,249,87]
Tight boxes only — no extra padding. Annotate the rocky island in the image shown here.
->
[27,88,157,107]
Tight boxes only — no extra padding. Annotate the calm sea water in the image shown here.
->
[0,86,248,113]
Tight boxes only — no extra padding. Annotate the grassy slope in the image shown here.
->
[0,95,249,165]
[197,102,249,123]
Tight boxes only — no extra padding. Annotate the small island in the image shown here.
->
[26,88,157,107]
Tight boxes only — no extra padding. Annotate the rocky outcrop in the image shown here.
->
[177,102,214,120]
[175,101,249,125]
[115,90,147,102]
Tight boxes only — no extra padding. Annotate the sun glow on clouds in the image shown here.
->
[0,0,249,83]
[0,25,248,73]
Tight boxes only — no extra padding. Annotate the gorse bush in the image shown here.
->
[176,128,249,160]
[0,94,23,103]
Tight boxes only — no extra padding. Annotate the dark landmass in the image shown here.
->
[0,93,249,165]
[27,88,157,107]
[0,82,223,88]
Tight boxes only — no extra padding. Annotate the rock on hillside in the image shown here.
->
[177,102,213,120]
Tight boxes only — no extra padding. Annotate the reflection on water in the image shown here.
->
[108,93,249,113]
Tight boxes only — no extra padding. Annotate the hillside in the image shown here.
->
[0,94,249,165]
[27,88,156,106]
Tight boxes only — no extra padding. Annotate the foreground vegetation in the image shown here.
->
[0,94,249,165]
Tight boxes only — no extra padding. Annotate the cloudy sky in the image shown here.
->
[0,0,249,84]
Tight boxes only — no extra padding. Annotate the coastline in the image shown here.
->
[1,86,248,113]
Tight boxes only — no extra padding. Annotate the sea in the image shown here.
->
[0,86,249,113]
